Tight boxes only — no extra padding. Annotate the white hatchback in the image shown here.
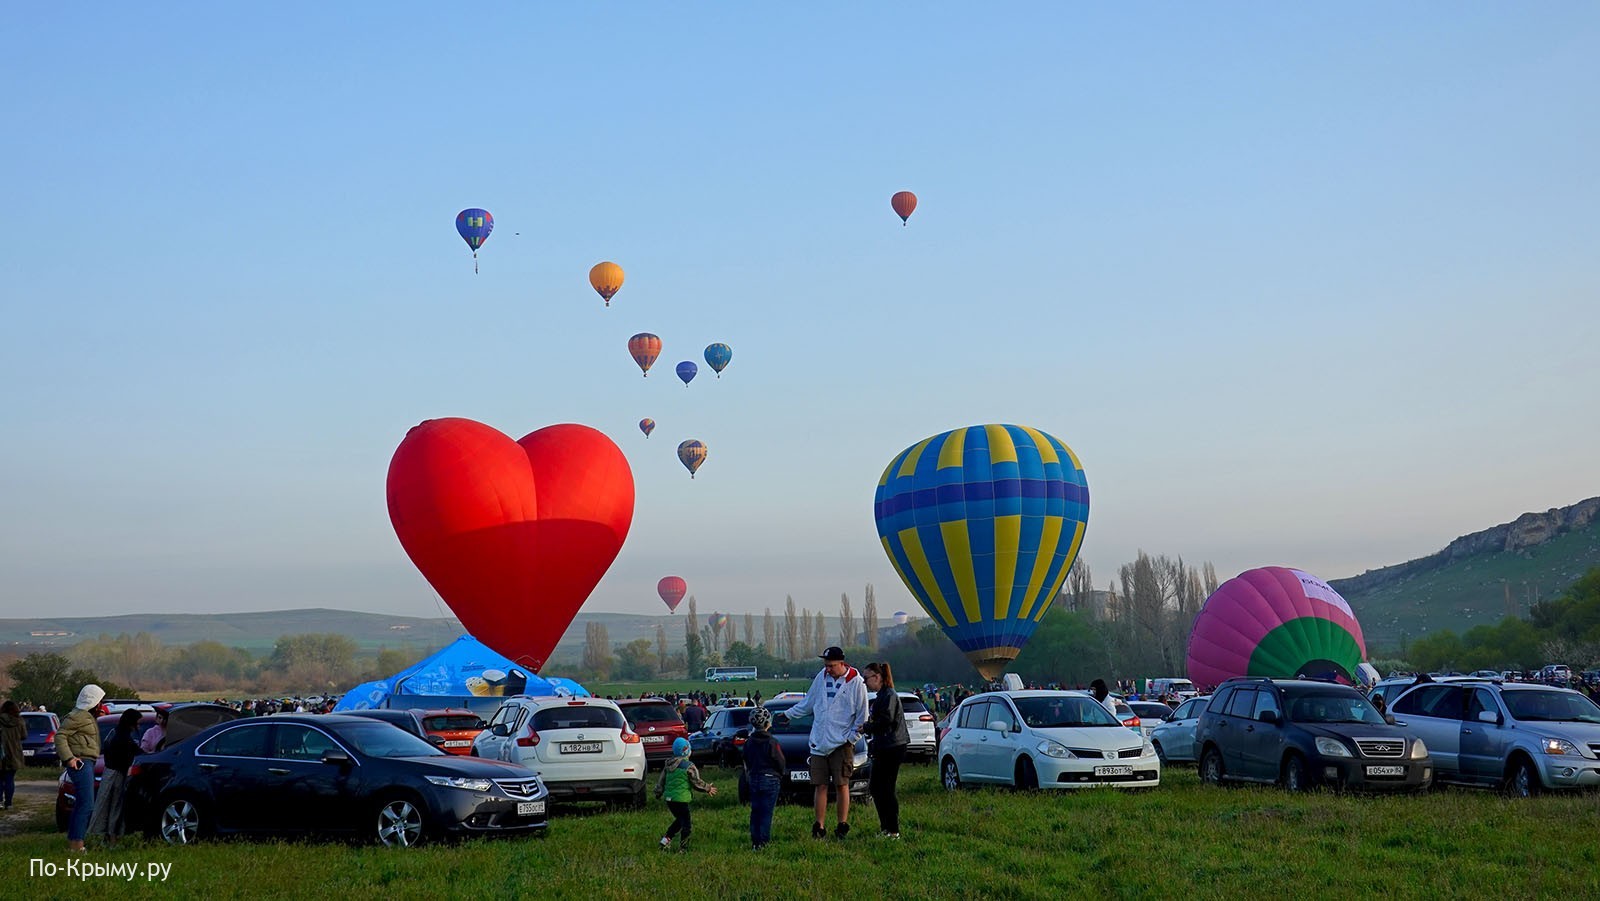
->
[939,690,1160,790]
[471,696,647,806]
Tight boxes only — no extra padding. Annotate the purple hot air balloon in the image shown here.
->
[1185,566,1368,691]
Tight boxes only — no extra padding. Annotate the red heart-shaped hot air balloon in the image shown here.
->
[386,418,634,672]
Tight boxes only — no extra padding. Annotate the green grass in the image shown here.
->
[5,765,1600,898]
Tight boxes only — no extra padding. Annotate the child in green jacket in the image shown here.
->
[655,738,717,850]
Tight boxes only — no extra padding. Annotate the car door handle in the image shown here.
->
[1462,729,1473,735]
[268,767,290,775]
[198,763,218,771]
[1245,725,1255,733]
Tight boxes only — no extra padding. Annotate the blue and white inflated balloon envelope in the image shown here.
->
[873,424,1089,680]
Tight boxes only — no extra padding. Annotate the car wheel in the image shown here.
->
[159,796,206,845]
[1015,757,1039,791]
[1153,741,1167,765]
[1200,747,1225,786]
[1505,757,1541,798]
[375,796,427,848]
[1282,753,1310,792]
[941,757,961,791]
[631,782,649,810]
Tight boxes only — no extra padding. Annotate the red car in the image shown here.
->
[614,698,689,767]
[56,703,238,831]
[414,708,487,755]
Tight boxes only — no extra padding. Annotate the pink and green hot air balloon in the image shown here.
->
[1185,566,1367,690]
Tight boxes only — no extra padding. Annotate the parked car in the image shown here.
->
[1195,678,1432,792]
[57,703,240,830]
[1126,702,1175,739]
[615,698,690,768]
[471,696,647,806]
[733,699,871,803]
[900,692,937,761]
[415,709,487,756]
[687,706,757,766]
[125,714,547,846]
[938,690,1160,791]
[1149,678,1199,701]
[340,709,430,742]
[1469,670,1505,683]
[1149,696,1210,764]
[22,711,60,767]
[1387,680,1600,796]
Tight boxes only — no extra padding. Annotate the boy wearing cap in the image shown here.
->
[654,737,717,851]
[775,646,868,839]
[741,706,786,849]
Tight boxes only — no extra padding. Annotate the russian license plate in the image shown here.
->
[22,749,33,757]
[643,735,667,743]
[1094,765,1134,777]
[1366,765,1406,777]
[790,770,811,782]
[561,742,603,754]
[516,801,546,816]
[443,740,470,748]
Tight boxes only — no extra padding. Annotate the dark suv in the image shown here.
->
[1195,678,1432,792]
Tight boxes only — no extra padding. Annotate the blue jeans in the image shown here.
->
[748,772,780,847]
[67,762,96,841]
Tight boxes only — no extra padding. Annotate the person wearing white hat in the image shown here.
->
[56,684,106,851]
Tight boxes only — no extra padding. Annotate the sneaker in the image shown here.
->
[659,837,672,851]
[834,822,851,839]
[812,822,827,839]
[884,832,901,840]
[678,838,690,852]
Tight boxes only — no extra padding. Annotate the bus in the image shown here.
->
[705,666,758,683]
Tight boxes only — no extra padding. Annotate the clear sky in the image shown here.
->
[3,5,1596,623]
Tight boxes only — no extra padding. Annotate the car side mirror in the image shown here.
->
[490,723,510,737]
[321,750,352,766]
[988,720,1009,733]
[1384,714,1398,726]
[1257,710,1279,725]
[428,735,445,745]
[1477,710,1500,724]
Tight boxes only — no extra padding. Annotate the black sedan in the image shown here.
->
[125,714,548,847]
[735,700,871,803]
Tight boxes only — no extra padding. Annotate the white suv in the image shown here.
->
[472,696,647,806]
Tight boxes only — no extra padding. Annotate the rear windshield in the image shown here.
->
[423,715,484,731]
[533,705,626,731]
[1130,703,1172,718]
[899,695,928,713]
[621,704,682,725]
[23,713,54,732]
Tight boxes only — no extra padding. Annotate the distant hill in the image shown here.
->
[1333,497,1600,648]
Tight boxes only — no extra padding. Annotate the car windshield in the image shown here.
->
[1287,693,1384,724]
[338,722,446,758]
[422,714,483,731]
[532,705,626,731]
[764,702,811,734]
[622,704,682,724]
[1504,690,1600,723]
[1012,696,1120,728]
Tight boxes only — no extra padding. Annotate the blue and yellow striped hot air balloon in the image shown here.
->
[873,425,1089,680]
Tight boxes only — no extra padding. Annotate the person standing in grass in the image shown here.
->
[775,646,868,840]
[0,700,25,810]
[56,684,105,852]
[87,708,141,848]
[655,737,717,851]
[862,662,909,839]
[741,706,786,850]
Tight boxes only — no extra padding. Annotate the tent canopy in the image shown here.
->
[335,634,588,716]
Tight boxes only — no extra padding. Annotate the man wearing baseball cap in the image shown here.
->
[776,646,868,839]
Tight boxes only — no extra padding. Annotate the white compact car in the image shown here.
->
[472,696,647,806]
[939,690,1160,790]
[899,692,938,761]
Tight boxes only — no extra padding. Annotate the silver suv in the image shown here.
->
[1388,680,1600,796]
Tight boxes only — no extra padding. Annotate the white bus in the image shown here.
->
[705,666,758,683]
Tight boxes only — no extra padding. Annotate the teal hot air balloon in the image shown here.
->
[703,343,732,378]
[873,425,1089,680]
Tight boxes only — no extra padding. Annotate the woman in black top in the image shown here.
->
[862,662,909,838]
[87,708,142,847]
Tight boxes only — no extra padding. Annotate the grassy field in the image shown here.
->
[4,763,1600,899]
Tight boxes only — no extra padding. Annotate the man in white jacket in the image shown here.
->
[776,646,868,839]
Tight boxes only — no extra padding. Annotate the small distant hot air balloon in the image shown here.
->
[890,191,917,225]
[639,418,655,438]
[893,611,909,626]
[658,576,687,613]
[703,343,732,378]
[589,262,624,307]
[455,209,494,273]
[712,612,729,630]
[678,439,707,478]
[676,361,698,386]
[628,333,662,377]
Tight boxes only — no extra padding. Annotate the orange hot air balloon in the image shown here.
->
[589,262,625,306]
[628,333,662,377]
[891,191,917,225]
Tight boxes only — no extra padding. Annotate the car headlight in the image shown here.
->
[1541,738,1581,756]
[1142,739,1156,756]
[425,775,494,792]
[1314,737,1352,758]
[1037,740,1073,759]
[1410,739,1428,759]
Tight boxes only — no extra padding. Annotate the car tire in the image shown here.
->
[1282,753,1310,792]
[1153,741,1167,765]
[1504,757,1542,799]
[374,795,427,848]
[1200,747,1225,786]
[940,757,962,791]
[631,782,648,810]
[1015,757,1039,791]
[158,795,208,845]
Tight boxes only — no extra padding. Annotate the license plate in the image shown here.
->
[643,735,667,743]
[22,749,33,757]
[516,801,545,816]
[1094,765,1133,777]
[790,771,810,782]
[1366,765,1406,777]
[561,742,603,754]
[443,740,470,748]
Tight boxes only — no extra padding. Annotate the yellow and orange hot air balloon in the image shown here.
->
[589,262,624,307]
[891,191,917,225]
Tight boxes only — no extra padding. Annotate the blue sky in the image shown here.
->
[3,5,1596,623]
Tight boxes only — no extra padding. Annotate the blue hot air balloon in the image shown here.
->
[873,425,1089,680]
[455,208,494,273]
[676,361,698,386]
[703,343,732,378]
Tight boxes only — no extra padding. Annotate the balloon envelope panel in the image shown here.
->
[1185,566,1367,689]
